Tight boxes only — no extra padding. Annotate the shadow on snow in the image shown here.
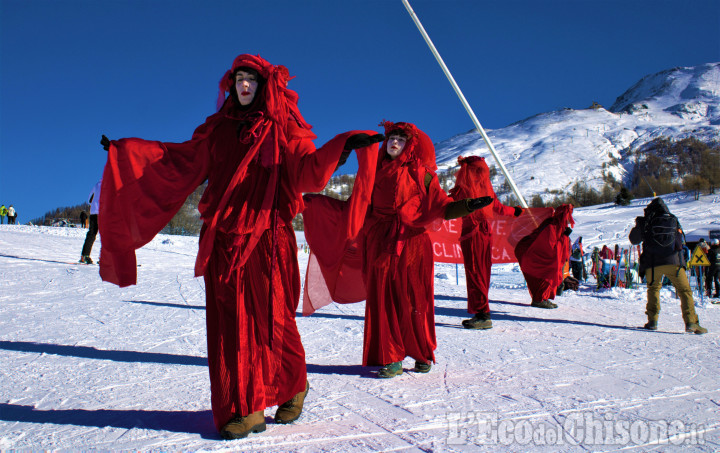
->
[298,311,365,321]
[0,403,218,437]
[433,301,648,332]
[0,340,207,366]
[125,300,205,310]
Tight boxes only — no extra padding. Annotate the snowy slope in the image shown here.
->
[1,192,719,451]
[434,63,720,200]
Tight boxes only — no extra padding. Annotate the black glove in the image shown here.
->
[100,134,111,151]
[466,196,493,212]
[564,227,573,236]
[344,133,385,150]
[514,206,523,217]
[337,150,351,167]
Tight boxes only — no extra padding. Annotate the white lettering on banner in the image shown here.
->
[433,242,442,258]
[434,241,461,259]
[492,219,508,235]
[491,246,512,261]
[440,218,459,234]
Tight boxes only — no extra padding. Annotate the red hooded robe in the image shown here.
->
[303,121,453,366]
[98,54,369,430]
[514,204,575,302]
[449,156,516,315]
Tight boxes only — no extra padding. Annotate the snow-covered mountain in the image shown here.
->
[434,63,720,201]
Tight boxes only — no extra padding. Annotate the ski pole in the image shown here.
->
[401,0,528,208]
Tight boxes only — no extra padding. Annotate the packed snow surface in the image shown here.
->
[1,193,719,452]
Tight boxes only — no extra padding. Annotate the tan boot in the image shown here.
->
[274,380,310,424]
[220,410,266,440]
[685,323,708,335]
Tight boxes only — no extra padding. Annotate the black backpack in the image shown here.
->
[642,211,682,258]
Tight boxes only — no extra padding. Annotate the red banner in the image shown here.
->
[428,208,554,264]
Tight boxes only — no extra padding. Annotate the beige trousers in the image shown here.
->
[645,264,698,325]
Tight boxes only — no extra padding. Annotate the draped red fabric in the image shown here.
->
[514,204,575,302]
[303,122,452,367]
[98,54,348,431]
[449,156,516,314]
[301,135,380,314]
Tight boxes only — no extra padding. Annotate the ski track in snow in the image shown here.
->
[1,193,719,452]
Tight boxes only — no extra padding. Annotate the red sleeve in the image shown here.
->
[491,198,516,217]
[286,127,377,194]
[301,138,381,311]
[399,171,453,229]
[99,137,210,287]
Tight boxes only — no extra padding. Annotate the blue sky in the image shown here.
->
[1,0,718,223]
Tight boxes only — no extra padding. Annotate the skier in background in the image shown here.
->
[79,179,101,264]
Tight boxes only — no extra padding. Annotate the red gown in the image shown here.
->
[360,123,452,366]
[98,54,352,431]
[302,122,452,367]
[514,205,574,303]
[449,157,515,315]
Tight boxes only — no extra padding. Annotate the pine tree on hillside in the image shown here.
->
[615,187,632,206]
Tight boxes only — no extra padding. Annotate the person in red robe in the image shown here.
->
[448,156,522,329]
[97,54,382,439]
[358,122,492,378]
[514,204,574,309]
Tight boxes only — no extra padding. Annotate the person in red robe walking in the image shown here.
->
[448,156,522,329]
[358,122,492,378]
[514,204,574,309]
[97,54,382,439]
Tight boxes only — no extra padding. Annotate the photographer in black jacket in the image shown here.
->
[629,198,707,334]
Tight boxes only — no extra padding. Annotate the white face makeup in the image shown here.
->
[235,70,259,106]
[386,134,407,160]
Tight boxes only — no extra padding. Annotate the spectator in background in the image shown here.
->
[569,236,586,281]
[629,198,707,334]
[599,244,615,287]
[7,205,16,224]
[697,238,710,288]
[590,246,600,279]
[80,179,102,264]
[698,238,710,254]
[706,238,720,298]
[79,210,88,228]
[0,204,6,224]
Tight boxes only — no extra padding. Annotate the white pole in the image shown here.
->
[401,0,528,208]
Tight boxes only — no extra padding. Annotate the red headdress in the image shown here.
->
[379,120,437,172]
[450,155,497,218]
[553,203,575,228]
[216,54,310,127]
[195,55,312,280]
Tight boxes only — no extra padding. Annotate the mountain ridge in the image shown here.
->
[432,62,720,202]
